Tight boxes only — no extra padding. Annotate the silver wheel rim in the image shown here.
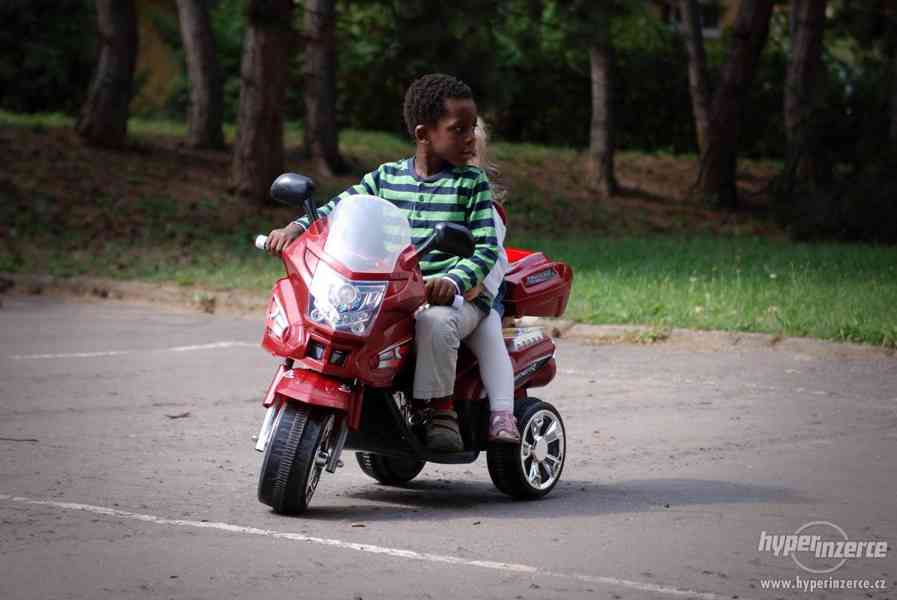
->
[305,413,335,503]
[519,409,565,491]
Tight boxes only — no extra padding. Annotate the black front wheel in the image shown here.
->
[355,452,425,485]
[258,403,337,514]
[487,396,566,499]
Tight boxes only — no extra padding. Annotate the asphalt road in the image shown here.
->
[1,295,895,600]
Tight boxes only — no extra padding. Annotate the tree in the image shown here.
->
[891,54,897,145]
[76,0,138,148]
[588,19,618,197]
[891,22,897,147]
[303,0,346,176]
[784,0,827,183]
[679,0,711,155]
[558,1,623,197]
[695,0,775,209]
[231,0,295,205]
[176,0,224,149]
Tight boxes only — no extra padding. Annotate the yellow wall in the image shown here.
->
[132,0,181,114]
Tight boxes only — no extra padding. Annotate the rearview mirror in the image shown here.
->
[270,172,318,223]
[416,223,475,259]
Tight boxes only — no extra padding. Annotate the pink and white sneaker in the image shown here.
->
[488,411,520,444]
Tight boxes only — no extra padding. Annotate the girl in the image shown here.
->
[464,118,520,443]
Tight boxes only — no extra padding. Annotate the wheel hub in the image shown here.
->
[516,408,566,492]
[532,437,549,462]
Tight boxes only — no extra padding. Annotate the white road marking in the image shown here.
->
[9,341,256,360]
[9,350,131,359]
[168,341,256,352]
[0,493,739,600]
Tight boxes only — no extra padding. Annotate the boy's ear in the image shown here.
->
[414,124,430,144]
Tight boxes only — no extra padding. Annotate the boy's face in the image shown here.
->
[420,98,478,167]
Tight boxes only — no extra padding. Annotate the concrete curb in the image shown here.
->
[3,272,894,362]
[517,317,896,361]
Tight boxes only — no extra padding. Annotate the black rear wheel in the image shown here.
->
[487,396,566,499]
[355,452,425,485]
[258,403,336,514]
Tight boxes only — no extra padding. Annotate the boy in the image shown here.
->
[265,73,498,452]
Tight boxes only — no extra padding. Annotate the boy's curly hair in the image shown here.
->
[403,73,473,138]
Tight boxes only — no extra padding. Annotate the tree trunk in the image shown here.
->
[76,0,138,148]
[696,0,775,209]
[588,18,617,198]
[891,45,897,147]
[303,0,345,176]
[784,0,827,183]
[231,0,294,205]
[679,0,711,155]
[176,0,224,149]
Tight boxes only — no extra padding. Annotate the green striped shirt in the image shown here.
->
[294,158,498,309]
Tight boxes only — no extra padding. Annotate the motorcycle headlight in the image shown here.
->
[308,262,386,336]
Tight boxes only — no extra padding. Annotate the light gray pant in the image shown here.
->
[413,301,484,399]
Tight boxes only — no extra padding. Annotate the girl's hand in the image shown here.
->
[265,223,303,256]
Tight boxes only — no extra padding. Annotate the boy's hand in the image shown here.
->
[463,283,482,302]
[265,223,303,256]
[426,278,456,306]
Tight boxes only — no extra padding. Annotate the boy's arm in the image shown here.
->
[443,171,499,294]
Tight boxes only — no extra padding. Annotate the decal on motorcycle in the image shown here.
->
[513,353,553,385]
[525,268,556,286]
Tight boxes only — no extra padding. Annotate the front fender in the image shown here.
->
[272,368,363,430]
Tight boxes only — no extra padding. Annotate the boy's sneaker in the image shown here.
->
[426,409,464,452]
[488,411,520,444]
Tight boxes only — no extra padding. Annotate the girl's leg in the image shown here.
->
[465,309,519,442]
[465,309,514,412]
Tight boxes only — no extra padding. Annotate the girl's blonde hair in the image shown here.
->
[472,117,507,206]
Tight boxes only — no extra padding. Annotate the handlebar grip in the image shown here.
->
[254,235,268,251]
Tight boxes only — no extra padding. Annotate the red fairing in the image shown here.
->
[260,218,426,388]
[274,369,363,430]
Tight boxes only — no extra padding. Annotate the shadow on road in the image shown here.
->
[298,477,807,522]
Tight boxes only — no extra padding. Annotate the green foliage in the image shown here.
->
[0,0,97,114]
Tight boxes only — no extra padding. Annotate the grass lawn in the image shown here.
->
[514,236,897,348]
[1,112,895,347]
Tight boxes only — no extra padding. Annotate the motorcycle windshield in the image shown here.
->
[323,194,412,274]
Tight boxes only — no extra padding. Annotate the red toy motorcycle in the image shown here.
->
[254,173,573,514]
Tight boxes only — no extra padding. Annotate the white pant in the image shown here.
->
[464,309,514,412]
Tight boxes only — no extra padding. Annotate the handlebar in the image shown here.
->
[254,235,268,251]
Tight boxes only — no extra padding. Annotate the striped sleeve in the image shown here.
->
[443,170,498,293]
[292,168,381,230]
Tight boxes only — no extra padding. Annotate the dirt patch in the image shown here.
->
[2,272,266,318]
[0,124,782,244]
